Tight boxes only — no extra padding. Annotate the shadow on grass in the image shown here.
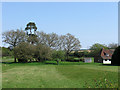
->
[2,62,16,64]
[1,61,58,65]
[45,62,57,65]
[99,64,120,66]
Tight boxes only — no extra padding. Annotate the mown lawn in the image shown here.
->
[2,58,118,88]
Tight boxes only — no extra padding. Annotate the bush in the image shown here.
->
[52,50,65,60]
[34,44,52,62]
[66,57,81,62]
[52,50,65,64]
[14,42,35,62]
[74,51,84,57]
[2,47,13,57]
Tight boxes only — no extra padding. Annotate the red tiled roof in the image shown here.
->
[101,48,115,59]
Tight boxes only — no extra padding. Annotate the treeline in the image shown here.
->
[2,22,81,63]
[2,22,119,64]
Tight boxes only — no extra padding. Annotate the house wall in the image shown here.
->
[103,59,111,64]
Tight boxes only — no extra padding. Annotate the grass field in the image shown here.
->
[2,57,119,88]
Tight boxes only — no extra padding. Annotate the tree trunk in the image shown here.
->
[14,57,17,63]
[66,52,69,60]
[57,60,59,65]
[30,59,32,62]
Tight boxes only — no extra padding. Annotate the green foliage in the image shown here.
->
[34,44,52,62]
[90,43,108,57]
[14,42,52,63]
[112,46,120,65]
[14,42,35,62]
[2,47,13,57]
[74,51,84,57]
[25,22,37,35]
[52,50,65,61]
[27,34,38,44]
[90,43,108,50]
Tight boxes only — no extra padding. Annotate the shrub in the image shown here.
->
[2,47,13,57]
[34,44,52,62]
[52,50,65,64]
[14,42,35,62]
[74,51,84,57]
[52,50,65,60]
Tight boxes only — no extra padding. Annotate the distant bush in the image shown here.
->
[52,50,65,60]
[74,51,84,57]
[52,50,65,64]
[66,57,81,62]
[2,47,13,57]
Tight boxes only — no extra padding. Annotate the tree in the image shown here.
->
[27,34,38,45]
[90,43,108,50]
[36,31,47,45]
[25,22,38,44]
[89,43,108,57]
[63,33,81,60]
[52,50,65,64]
[111,46,120,65]
[2,29,26,62]
[108,43,118,49]
[46,33,58,49]
[36,31,59,49]
[56,35,66,50]
[25,22,37,35]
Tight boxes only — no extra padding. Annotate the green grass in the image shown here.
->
[2,58,119,88]
[2,56,14,62]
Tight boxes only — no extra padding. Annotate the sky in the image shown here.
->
[2,2,118,49]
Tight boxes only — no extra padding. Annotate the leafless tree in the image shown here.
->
[63,33,81,60]
[2,29,26,62]
[56,35,66,50]
[46,33,58,48]
[36,31,58,49]
[108,43,118,49]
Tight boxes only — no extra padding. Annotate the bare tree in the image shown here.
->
[63,33,81,60]
[36,31,48,45]
[56,35,66,50]
[2,29,26,62]
[36,32,81,59]
[46,33,58,48]
[108,43,118,49]
[36,31,58,49]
